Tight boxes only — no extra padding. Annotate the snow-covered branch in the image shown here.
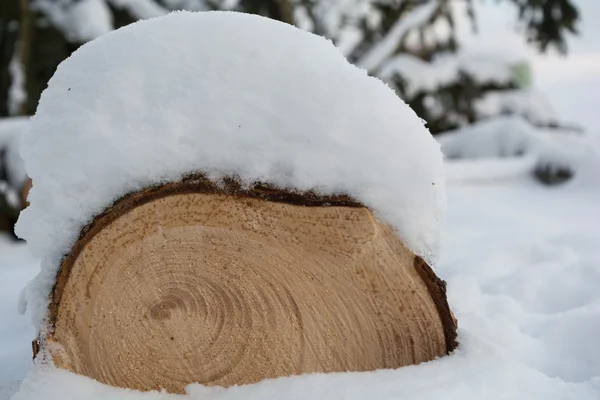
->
[356,1,440,72]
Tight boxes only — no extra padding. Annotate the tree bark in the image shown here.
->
[278,0,295,26]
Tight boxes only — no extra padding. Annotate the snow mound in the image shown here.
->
[436,116,590,182]
[16,11,445,327]
[475,90,558,127]
[438,117,536,159]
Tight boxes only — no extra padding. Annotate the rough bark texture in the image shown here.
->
[41,178,457,393]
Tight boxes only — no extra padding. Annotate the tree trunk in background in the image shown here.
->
[278,0,295,26]
[0,0,20,117]
[17,0,32,116]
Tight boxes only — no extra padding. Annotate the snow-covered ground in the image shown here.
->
[0,237,37,400]
[1,162,598,399]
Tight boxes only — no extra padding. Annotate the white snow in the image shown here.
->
[438,117,538,159]
[475,90,558,126]
[569,131,600,189]
[3,153,600,399]
[15,11,445,329]
[436,116,590,179]
[440,171,600,389]
[0,237,38,399]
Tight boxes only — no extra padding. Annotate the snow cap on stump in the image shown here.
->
[16,11,445,326]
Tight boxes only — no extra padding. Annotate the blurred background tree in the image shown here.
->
[0,0,583,235]
[0,0,580,127]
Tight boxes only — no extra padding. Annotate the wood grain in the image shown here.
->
[45,182,456,393]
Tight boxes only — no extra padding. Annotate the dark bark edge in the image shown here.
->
[414,255,458,354]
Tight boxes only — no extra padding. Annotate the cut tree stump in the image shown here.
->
[42,177,457,393]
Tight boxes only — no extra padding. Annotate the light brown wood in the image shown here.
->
[44,181,456,393]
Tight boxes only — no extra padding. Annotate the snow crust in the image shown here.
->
[15,11,445,328]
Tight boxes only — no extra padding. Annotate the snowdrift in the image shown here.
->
[437,115,593,184]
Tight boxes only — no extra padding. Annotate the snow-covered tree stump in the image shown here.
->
[17,11,456,397]
[42,178,456,393]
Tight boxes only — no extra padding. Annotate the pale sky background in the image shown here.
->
[454,0,600,133]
